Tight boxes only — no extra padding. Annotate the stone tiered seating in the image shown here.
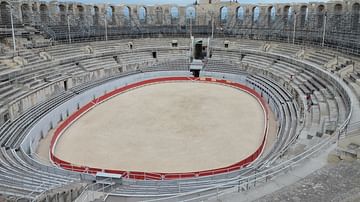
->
[0,37,354,201]
[0,147,79,200]
[305,50,335,67]
[78,57,118,72]
[232,39,264,50]
[0,83,25,108]
[242,54,274,68]
[0,63,12,74]
[343,73,360,101]
[18,50,46,65]
[269,61,343,139]
[270,43,302,57]
[90,41,129,53]
[46,45,86,60]
[144,59,189,72]
[205,59,244,74]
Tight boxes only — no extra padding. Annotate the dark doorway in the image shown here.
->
[152,51,157,58]
[191,70,200,77]
[64,80,68,91]
[3,113,9,122]
[194,41,203,59]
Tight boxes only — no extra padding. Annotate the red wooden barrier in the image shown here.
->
[50,76,269,180]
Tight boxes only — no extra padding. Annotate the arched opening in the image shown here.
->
[21,4,31,24]
[107,6,115,25]
[170,7,179,24]
[268,6,276,27]
[155,7,163,25]
[333,4,343,30]
[93,6,99,25]
[39,4,49,24]
[194,40,205,59]
[123,6,131,25]
[283,6,292,26]
[138,6,147,24]
[317,5,325,28]
[334,4,343,13]
[300,5,308,28]
[352,3,360,30]
[0,1,11,25]
[59,4,66,25]
[77,5,84,22]
[220,6,228,24]
[186,7,196,25]
[252,6,260,25]
[236,6,244,24]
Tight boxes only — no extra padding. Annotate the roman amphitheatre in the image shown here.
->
[0,0,359,201]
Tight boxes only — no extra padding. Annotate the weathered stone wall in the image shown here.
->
[2,0,359,29]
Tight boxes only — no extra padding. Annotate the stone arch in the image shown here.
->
[300,5,308,28]
[0,1,11,25]
[21,4,31,24]
[107,6,116,25]
[138,6,147,24]
[170,6,179,25]
[267,6,276,27]
[186,6,196,25]
[220,6,228,24]
[236,6,244,23]
[352,3,360,29]
[59,4,66,25]
[333,4,343,30]
[334,3,343,13]
[317,5,325,28]
[123,6,131,21]
[39,3,49,23]
[77,5,84,22]
[283,5,292,26]
[170,6,179,18]
[252,6,260,25]
[186,6,196,19]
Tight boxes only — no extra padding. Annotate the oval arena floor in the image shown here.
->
[53,80,269,173]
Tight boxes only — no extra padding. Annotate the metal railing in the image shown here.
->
[75,178,115,202]
[7,11,355,56]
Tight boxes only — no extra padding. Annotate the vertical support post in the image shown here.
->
[322,12,327,47]
[254,169,257,187]
[292,12,297,44]
[67,15,71,44]
[9,6,16,53]
[190,12,193,38]
[105,16,108,41]
[211,15,214,39]
[207,37,210,59]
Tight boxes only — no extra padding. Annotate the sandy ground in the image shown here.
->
[51,81,268,173]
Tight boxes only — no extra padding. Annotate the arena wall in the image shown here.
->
[48,75,269,180]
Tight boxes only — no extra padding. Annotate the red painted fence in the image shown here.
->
[50,77,269,180]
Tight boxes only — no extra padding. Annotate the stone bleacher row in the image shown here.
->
[0,37,355,200]
[211,49,346,140]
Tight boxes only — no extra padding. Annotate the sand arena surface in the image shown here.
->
[54,81,266,173]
